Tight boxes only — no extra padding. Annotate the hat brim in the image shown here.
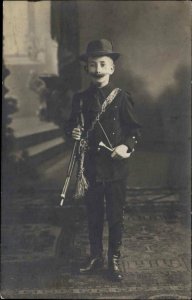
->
[79,52,120,62]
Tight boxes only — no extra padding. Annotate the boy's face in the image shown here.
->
[86,56,115,87]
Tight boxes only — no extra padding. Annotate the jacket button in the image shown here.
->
[112,132,115,135]
[113,117,116,120]
[133,136,136,139]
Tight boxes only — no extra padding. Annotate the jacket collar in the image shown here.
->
[85,82,116,112]
[89,82,115,100]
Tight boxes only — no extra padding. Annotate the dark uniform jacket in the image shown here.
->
[66,82,141,183]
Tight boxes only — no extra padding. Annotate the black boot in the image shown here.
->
[80,256,104,274]
[108,251,123,282]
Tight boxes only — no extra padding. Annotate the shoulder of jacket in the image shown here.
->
[119,89,134,106]
[73,88,89,100]
[118,88,131,97]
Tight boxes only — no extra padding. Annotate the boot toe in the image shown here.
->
[80,257,104,274]
[114,273,123,282]
[109,270,123,282]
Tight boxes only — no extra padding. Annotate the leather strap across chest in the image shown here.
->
[87,88,121,134]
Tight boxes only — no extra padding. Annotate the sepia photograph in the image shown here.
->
[2,0,191,299]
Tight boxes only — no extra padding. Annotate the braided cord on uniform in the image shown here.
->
[85,88,120,140]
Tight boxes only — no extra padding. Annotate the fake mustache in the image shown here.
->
[90,73,106,79]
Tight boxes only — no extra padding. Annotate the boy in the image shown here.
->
[66,39,141,281]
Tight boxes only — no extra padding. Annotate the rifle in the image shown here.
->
[60,140,79,206]
[60,110,88,206]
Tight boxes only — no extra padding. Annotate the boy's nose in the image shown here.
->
[96,65,102,73]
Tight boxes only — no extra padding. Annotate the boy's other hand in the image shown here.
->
[111,145,131,160]
[72,127,82,140]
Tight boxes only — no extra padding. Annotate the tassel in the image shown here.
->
[74,138,89,199]
[74,169,89,199]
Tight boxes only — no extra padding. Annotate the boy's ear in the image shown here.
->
[110,63,115,75]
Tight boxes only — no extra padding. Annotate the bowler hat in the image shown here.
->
[79,39,120,61]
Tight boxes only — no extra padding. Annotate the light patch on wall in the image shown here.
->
[3,0,58,74]
[3,1,28,56]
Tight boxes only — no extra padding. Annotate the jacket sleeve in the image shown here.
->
[120,91,142,153]
[64,93,81,137]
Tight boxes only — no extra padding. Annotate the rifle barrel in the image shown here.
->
[60,141,79,206]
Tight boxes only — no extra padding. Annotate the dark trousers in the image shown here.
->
[85,179,127,258]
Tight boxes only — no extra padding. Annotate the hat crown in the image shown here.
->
[87,39,113,54]
[79,38,120,61]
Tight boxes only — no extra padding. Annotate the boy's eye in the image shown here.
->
[88,62,96,67]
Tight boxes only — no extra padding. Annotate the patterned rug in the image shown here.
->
[1,189,191,299]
